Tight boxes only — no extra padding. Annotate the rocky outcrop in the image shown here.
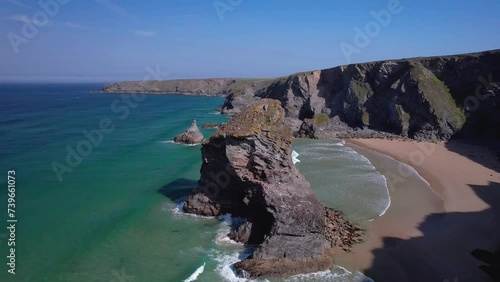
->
[183,99,361,278]
[173,120,204,144]
[221,49,500,141]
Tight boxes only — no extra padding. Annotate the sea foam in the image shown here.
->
[212,250,269,282]
[183,262,206,282]
[292,150,301,164]
[285,265,373,282]
[215,214,244,246]
[168,200,214,219]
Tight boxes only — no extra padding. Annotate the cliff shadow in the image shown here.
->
[157,178,197,203]
[445,138,500,173]
[364,181,500,282]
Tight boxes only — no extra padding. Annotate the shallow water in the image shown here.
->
[293,138,390,222]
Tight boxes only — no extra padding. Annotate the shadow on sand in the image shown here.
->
[445,137,500,173]
[364,181,500,282]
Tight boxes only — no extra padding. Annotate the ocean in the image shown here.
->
[0,84,387,281]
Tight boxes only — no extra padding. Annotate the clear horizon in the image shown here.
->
[1,0,499,83]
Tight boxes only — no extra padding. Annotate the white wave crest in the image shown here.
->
[285,265,373,282]
[183,262,206,282]
[292,150,300,164]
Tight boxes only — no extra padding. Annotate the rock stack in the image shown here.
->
[183,99,362,278]
[173,120,204,144]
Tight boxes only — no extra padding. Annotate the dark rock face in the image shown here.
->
[221,49,500,141]
[183,99,360,277]
[173,120,204,144]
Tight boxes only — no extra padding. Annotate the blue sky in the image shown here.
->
[1,0,499,82]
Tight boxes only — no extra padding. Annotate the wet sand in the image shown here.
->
[338,138,500,282]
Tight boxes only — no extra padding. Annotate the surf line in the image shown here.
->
[183,262,206,282]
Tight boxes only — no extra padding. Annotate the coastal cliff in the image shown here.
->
[223,49,500,141]
[183,99,361,278]
[102,49,500,141]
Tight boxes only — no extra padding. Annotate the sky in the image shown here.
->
[0,0,499,82]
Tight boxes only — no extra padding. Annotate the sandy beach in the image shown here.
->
[338,138,500,282]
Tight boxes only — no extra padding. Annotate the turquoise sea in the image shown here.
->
[0,84,389,281]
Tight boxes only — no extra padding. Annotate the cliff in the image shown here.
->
[222,49,500,141]
[183,99,361,278]
[101,49,500,141]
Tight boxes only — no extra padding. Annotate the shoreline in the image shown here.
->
[341,138,500,281]
[347,138,499,212]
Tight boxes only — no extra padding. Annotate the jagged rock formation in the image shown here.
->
[173,120,204,144]
[221,49,500,141]
[182,99,361,277]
